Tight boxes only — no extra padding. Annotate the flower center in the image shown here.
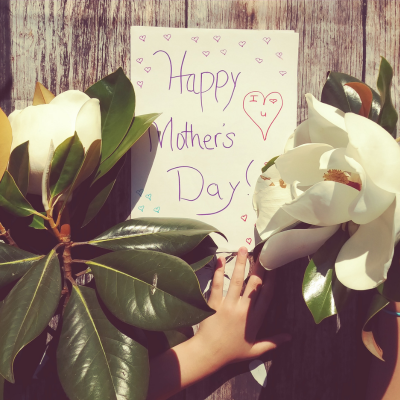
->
[323,169,361,191]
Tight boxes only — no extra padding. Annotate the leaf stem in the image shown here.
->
[0,222,19,248]
[46,210,62,242]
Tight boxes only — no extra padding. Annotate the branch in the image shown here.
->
[0,222,19,248]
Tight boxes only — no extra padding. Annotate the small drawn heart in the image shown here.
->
[220,49,227,55]
[276,52,283,59]
[202,51,210,57]
[139,35,146,42]
[243,91,284,141]
[213,35,221,42]
[136,58,143,64]
[163,34,171,41]
[153,207,160,213]
[255,58,263,63]
[137,81,143,88]
[144,67,151,73]
[263,37,271,44]
[136,189,144,196]
[145,194,152,201]
[241,215,248,222]
[191,36,199,43]
[238,41,246,47]
[246,238,252,245]
[138,205,144,212]
[279,71,287,76]
[269,99,277,104]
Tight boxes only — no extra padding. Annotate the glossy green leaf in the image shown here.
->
[181,236,217,271]
[0,242,43,288]
[28,213,46,230]
[0,249,61,382]
[57,285,149,400]
[377,57,398,138]
[0,107,13,182]
[8,141,29,196]
[79,155,126,227]
[362,292,389,361]
[261,156,279,173]
[89,217,224,256]
[303,228,351,324]
[93,113,160,184]
[0,171,40,218]
[85,68,136,163]
[377,243,400,302]
[50,132,85,198]
[87,250,215,331]
[321,71,381,122]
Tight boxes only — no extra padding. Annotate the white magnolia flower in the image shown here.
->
[8,90,101,195]
[254,93,400,290]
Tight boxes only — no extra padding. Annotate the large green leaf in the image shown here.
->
[362,292,389,361]
[0,107,12,182]
[8,141,29,196]
[0,242,43,288]
[303,228,351,324]
[0,249,61,382]
[377,57,398,138]
[88,217,224,256]
[93,113,160,184]
[321,71,381,121]
[50,132,85,198]
[0,171,40,218]
[180,235,217,272]
[87,250,215,331]
[57,285,149,400]
[85,68,136,163]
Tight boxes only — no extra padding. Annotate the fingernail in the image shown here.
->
[239,247,248,256]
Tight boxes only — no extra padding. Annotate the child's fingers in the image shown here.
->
[225,247,248,303]
[242,260,265,304]
[249,333,292,358]
[208,257,226,308]
[252,269,276,327]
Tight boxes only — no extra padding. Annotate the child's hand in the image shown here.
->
[194,246,291,368]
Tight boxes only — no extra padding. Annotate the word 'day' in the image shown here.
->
[243,91,283,141]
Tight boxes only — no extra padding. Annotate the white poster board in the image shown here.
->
[130,27,299,251]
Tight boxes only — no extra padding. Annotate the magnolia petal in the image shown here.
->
[335,199,396,290]
[50,90,91,134]
[253,166,298,240]
[75,98,102,151]
[319,148,356,172]
[284,120,311,153]
[275,143,333,185]
[9,104,73,195]
[259,225,339,270]
[282,181,359,226]
[345,155,395,224]
[395,194,400,245]
[306,94,349,148]
[345,113,400,194]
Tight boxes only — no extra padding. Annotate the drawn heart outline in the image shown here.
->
[276,52,283,59]
[144,67,151,73]
[136,189,144,196]
[279,71,287,76]
[153,207,160,213]
[263,37,271,44]
[220,49,227,55]
[139,35,146,42]
[191,36,199,42]
[136,58,143,64]
[238,41,246,47]
[145,194,152,201]
[202,51,210,57]
[255,58,263,63]
[241,215,248,222]
[163,34,171,41]
[213,35,221,42]
[246,238,252,245]
[243,91,283,141]
[137,81,143,88]
[138,205,144,212]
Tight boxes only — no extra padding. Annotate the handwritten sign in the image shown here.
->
[130,27,299,251]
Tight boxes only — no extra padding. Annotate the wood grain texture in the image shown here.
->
[1,0,393,399]
[365,0,400,137]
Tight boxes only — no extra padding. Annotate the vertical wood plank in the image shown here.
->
[0,0,12,115]
[365,0,400,137]
[186,1,366,399]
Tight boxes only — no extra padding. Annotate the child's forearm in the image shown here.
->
[366,302,400,400]
[147,335,221,400]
